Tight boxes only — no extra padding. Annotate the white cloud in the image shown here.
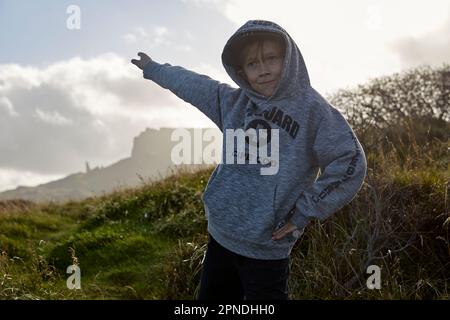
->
[135,26,148,38]
[210,0,450,93]
[0,96,19,117]
[0,168,64,193]
[390,16,450,68]
[219,0,450,37]
[34,108,74,126]
[122,33,137,44]
[122,25,193,52]
[154,26,168,37]
[0,52,218,185]
[122,25,170,47]
[191,62,232,84]
[152,26,170,46]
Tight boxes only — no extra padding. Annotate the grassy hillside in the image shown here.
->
[0,65,449,300]
[0,166,212,299]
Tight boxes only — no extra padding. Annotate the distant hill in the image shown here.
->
[0,127,222,203]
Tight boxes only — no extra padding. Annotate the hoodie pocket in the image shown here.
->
[272,184,304,232]
[272,183,290,226]
[203,164,277,243]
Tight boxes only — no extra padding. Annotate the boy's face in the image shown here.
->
[239,39,284,98]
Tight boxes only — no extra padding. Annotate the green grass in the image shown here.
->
[0,156,448,299]
[1,64,449,299]
[0,167,213,300]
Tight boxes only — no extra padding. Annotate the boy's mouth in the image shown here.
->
[259,80,276,85]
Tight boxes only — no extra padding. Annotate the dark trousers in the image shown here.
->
[197,233,290,300]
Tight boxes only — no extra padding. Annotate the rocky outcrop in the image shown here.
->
[0,127,221,203]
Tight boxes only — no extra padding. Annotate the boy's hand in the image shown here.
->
[131,52,152,70]
[272,221,303,240]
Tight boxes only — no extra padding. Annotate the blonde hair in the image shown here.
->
[232,32,285,70]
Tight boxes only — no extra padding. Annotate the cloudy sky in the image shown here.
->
[0,0,449,192]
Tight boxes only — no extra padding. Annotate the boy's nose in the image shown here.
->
[258,61,270,76]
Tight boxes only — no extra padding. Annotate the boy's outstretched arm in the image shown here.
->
[131,52,235,130]
[287,106,368,233]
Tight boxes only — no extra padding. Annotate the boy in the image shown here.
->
[131,20,367,300]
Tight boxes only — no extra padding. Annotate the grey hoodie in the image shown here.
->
[142,20,367,260]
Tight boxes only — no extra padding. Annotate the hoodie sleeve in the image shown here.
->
[142,60,235,130]
[289,105,367,230]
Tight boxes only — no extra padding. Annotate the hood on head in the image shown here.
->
[222,20,310,102]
